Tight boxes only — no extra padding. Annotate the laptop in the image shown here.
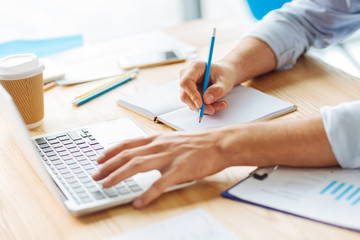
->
[0,84,193,216]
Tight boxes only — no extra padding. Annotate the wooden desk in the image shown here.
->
[1,18,360,240]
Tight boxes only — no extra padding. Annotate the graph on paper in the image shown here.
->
[320,181,360,206]
[226,167,360,231]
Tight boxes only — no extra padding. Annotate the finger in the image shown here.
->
[212,100,228,113]
[93,140,167,181]
[101,153,168,188]
[180,88,198,110]
[180,80,203,109]
[133,172,177,208]
[180,61,206,108]
[97,136,153,164]
[92,149,135,181]
[203,82,226,105]
[203,100,228,115]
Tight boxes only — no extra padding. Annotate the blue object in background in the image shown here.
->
[246,0,291,20]
[0,35,83,58]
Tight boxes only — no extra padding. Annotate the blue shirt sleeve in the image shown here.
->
[242,0,360,168]
[242,0,360,69]
[321,101,360,168]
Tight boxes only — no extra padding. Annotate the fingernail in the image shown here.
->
[134,198,143,208]
[204,109,212,114]
[194,99,201,108]
[205,94,214,103]
[97,154,105,163]
[92,171,100,179]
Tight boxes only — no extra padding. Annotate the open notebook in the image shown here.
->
[117,81,296,131]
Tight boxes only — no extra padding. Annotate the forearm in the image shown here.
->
[220,37,277,85]
[218,115,338,167]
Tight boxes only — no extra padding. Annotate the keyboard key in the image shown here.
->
[84,182,95,189]
[129,185,142,192]
[77,172,88,179]
[81,197,93,204]
[58,136,70,141]
[67,131,82,141]
[65,177,78,184]
[45,151,57,157]
[103,188,119,197]
[73,168,84,174]
[59,168,70,174]
[48,156,60,161]
[69,163,81,170]
[88,156,98,161]
[73,187,86,194]
[91,191,105,200]
[52,159,63,165]
[39,143,50,149]
[86,168,97,175]
[55,164,67,170]
[45,136,57,141]
[79,177,92,183]
[65,159,77,165]
[62,139,73,145]
[66,144,77,149]
[51,143,63,148]
[78,191,89,198]
[48,139,60,145]
[85,151,97,157]
[116,186,131,195]
[62,155,73,161]
[35,137,47,145]
[55,146,66,152]
[62,173,73,179]
[59,152,70,157]
[88,140,99,145]
[83,164,94,170]
[68,148,79,154]
[80,146,92,152]
[75,156,87,162]
[41,147,53,153]
[87,186,99,193]
[92,144,103,150]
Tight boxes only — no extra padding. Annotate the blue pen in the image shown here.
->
[199,28,216,123]
[73,74,135,107]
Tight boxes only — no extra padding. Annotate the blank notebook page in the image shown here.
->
[158,85,295,131]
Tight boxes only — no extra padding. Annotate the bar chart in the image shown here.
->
[320,180,360,206]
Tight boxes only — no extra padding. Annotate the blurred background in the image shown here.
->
[1,0,359,77]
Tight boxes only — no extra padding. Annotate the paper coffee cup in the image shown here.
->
[0,54,45,129]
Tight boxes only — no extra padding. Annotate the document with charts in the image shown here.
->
[222,167,360,231]
[117,81,296,131]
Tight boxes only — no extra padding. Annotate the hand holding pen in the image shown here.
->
[179,28,236,120]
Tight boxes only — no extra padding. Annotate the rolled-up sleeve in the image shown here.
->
[242,0,360,69]
[321,101,360,168]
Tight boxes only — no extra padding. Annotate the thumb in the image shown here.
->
[203,82,227,104]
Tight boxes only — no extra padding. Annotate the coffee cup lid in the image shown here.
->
[0,53,45,80]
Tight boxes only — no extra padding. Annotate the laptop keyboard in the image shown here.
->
[33,129,142,205]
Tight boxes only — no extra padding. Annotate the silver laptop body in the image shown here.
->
[0,85,192,216]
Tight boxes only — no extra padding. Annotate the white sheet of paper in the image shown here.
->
[108,208,240,240]
[227,167,360,231]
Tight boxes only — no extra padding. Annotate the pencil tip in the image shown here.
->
[199,117,202,123]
